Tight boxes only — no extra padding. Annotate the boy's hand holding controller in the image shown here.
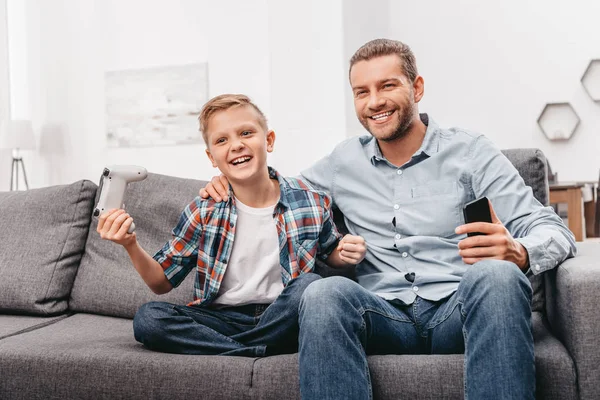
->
[93,165,148,234]
[97,209,137,249]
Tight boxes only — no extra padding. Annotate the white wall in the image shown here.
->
[389,0,600,181]
[3,0,599,189]
[1,0,349,189]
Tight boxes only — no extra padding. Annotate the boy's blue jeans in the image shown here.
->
[133,272,321,356]
[298,260,535,400]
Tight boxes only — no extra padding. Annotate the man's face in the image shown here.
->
[205,106,274,184]
[350,54,422,142]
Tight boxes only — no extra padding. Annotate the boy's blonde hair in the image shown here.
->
[198,94,268,144]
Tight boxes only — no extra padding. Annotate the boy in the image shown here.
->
[97,94,366,356]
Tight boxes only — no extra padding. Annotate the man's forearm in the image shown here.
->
[124,242,173,294]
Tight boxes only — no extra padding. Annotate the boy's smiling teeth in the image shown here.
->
[370,111,393,120]
[231,156,251,165]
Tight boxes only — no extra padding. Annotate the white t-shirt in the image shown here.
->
[212,197,283,307]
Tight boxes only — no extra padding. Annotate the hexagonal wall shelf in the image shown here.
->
[537,102,580,141]
[581,59,600,102]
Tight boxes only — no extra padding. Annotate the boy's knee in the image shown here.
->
[133,301,171,344]
[289,272,322,291]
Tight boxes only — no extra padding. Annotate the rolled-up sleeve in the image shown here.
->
[470,137,576,273]
[153,198,203,287]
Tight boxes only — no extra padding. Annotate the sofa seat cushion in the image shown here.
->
[0,313,253,400]
[251,312,576,400]
[0,314,70,340]
[70,173,208,319]
[0,180,97,315]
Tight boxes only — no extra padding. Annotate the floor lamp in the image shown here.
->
[0,119,36,190]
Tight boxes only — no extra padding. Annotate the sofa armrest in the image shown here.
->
[545,241,600,400]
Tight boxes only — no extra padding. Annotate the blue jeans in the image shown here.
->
[133,272,321,356]
[298,260,535,400]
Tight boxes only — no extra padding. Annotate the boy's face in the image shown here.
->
[205,105,275,184]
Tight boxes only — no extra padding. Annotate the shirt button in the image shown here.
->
[413,286,419,292]
[535,264,540,271]
[402,252,408,258]
[393,204,400,210]
[397,170,403,175]
[395,234,401,240]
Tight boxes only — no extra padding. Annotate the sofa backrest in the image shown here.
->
[0,181,97,315]
[69,173,207,319]
[500,148,549,312]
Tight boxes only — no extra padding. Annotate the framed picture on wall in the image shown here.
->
[105,62,208,148]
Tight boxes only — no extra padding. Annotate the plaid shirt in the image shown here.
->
[153,167,342,306]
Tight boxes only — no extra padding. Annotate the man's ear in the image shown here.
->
[205,148,218,168]
[266,130,276,153]
[413,75,425,103]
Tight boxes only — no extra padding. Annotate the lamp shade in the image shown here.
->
[0,119,36,150]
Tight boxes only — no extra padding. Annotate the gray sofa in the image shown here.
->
[0,149,599,400]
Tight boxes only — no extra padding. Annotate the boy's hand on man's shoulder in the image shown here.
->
[337,235,367,265]
[97,209,137,249]
[199,175,230,202]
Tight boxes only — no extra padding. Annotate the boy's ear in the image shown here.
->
[205,148,218,168]
[266,130,276,153]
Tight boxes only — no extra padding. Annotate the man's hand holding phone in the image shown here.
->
[455,198,529,270]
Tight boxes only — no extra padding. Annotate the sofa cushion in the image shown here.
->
[0,313,253,400]
[0,314,71,340]
[69,173,207,319]
[251,313,575,400]
[0,180,97,315]
[500,149,549,313]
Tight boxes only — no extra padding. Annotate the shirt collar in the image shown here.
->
[367,113,441,165]
[226,166,291,211]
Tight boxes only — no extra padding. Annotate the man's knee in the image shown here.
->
[464,260,532,300]
[299,276,360,313]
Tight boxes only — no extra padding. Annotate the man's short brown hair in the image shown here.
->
[198,94,268,144]
[349,39,418,83]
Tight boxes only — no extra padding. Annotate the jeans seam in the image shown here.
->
[358,315,373,400]
[463,322,468,400]
[425,302,458,330]
[362,307,413,324]
[178,305,256,328]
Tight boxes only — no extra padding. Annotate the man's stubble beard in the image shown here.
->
[362,98,417,143]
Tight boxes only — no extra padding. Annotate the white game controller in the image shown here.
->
[93,165,148,233]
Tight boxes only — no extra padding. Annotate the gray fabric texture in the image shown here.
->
[69,173,208,318]
[501,149,549,313]
[251,312,575,400]
[0,180,97,315]
[0,314,71,340]
[0,313,253,400]
[547,241,600,400]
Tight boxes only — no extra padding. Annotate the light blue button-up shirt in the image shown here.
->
[301,115,576,304]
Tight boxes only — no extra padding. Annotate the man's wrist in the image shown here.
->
[516,242,530,271]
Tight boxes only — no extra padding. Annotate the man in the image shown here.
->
[201,39,576,399]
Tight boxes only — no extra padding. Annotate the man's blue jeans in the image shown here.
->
[133,272,321,356]
[298,260,535,400]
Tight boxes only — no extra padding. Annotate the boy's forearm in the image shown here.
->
[325,248,352,269]
[124,241,173,294]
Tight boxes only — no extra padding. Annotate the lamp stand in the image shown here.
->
[10,148,29,191]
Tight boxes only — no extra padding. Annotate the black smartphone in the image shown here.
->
[462,197,492,237]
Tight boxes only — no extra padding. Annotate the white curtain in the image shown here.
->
[0,0,9,125]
